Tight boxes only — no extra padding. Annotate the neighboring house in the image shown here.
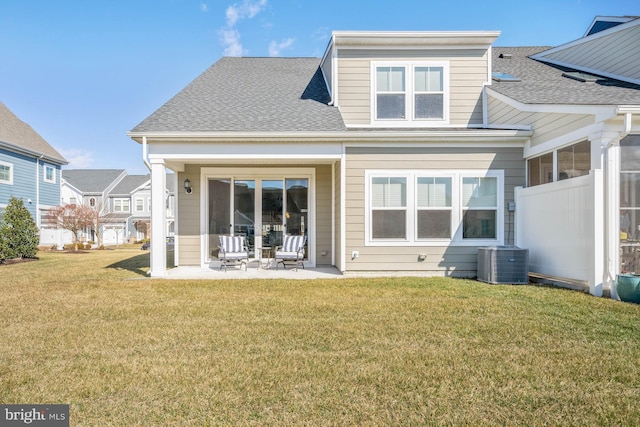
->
[105,173,175,245]
[60,169,175,245]
[0,101,68,244]
[129,16,640,301]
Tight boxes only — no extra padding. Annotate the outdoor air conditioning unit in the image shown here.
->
[477,246,529,284]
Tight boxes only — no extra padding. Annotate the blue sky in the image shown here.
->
[0,0,636,174]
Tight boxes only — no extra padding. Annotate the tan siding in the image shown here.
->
[343,146,524,275]
[488,96,595,147]
[175,163,335,267]
[315,165,333,266]
[334,161,342,269]
[177,166,202,266]
[337,48,488,127]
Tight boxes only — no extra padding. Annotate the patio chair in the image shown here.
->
[218,235,249,271]
[275,234,307,271]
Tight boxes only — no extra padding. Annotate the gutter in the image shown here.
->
[142,136,151,171]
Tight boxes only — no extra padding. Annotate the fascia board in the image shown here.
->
[0,140,68,165]
[331,31,500,47]
[486,87,618,120]
[131,129,531,144]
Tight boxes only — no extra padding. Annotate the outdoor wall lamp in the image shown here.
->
[183,179,192,194]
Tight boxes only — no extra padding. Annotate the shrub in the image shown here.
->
[0,196,40,261]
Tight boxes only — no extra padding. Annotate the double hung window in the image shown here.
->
[366,170,503,246]
[373,62,448,125]
[44,165,56,183]
[114,199,130,213]
[0,161,12,184]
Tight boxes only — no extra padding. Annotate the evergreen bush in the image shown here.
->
[0,196,40,261]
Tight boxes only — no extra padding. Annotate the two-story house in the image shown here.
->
[129,17,640,300]
[104,174,175,245]
[0,101,67,242]
[60,169,175,246]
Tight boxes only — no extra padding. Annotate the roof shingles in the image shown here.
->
[490,47,640,105]
[132,57,345,133]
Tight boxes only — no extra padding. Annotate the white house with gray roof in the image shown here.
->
[129,16,640,300]
[60,169,175,246]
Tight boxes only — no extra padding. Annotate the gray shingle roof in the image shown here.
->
[62,169,125,193]
[131,57,346,133]
[0,101,67,164]
[110,174,150,195]
[490,47,640,105]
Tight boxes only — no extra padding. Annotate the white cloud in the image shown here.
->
[312,26,330,42]
[220,28,244,56]
[220,0,268,55]
[200,2,208,12]
[59,148,94,169]
[268,38,294,57]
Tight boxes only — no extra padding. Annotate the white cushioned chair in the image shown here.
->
[218,235,249,271]
[275,234,307,271]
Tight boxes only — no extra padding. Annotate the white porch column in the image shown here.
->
[150,159,167,277]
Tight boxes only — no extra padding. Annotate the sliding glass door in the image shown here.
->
[207,175,309,263]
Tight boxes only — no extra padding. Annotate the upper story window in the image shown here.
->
[114,198,130,213]
[44,165,56,183]
[0,161,13,185]
[372,61,449,126]
[89,198,96,207]
[135,198,144,213]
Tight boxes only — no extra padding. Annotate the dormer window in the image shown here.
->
[372,61,449,126]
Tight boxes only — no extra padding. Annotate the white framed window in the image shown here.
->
[0,161,13,185]
[135,198,144,213]
[114,198,130,213]
[44,164,56,183]
[372,61,449,126]
[365,170,503,246]
[89,197,96,207]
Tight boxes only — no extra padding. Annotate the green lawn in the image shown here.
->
[1,247,639,426]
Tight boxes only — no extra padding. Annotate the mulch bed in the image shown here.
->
[0,257,39,266]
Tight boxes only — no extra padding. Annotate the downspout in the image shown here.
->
[605,112,633,299]
[35,154,44,227]
[142,136,151,171]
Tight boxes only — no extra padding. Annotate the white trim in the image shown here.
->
[371,61,450,127]
[130,128,532,142]
[134,197,145,213]
[43,164,56,184]
[340,144,346,272]
[199,167,316,269]
[331,161,336,267]
[113,198,130,213]
[0,160,13,185]
[365,169,504,247]
[486,87,618,119]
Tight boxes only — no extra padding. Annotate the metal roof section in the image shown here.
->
[531,17,640,86]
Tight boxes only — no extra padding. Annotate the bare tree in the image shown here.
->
[89,198,107,248]
[46,204,95,251]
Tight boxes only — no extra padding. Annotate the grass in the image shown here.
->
[1,247,639,426]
